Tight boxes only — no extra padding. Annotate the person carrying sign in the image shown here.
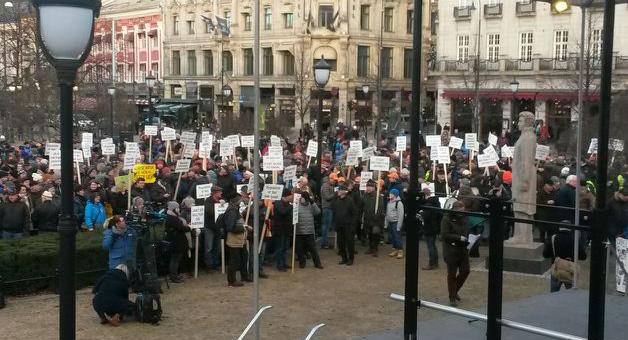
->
[295,191,323,269]
[332,184,357,266]
[273,189,293,271]
[224,195,250,287]
[202,186,224,271]
[165,201,191,283]
[361,180,385,257]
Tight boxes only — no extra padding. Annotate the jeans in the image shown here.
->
[203,228,219,269]
[274,234,290,268]
[2,231,23,240]
[388,222,403,250]
[550,275,573,292]
[321,208,333,247]
[424,235,439,267]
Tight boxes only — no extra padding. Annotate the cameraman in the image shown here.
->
[103,215,138,270]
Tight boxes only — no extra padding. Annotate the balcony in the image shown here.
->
[453,6,472,21]
[430,56,622,74]
[515,1,536,16]
[484,3,503,18]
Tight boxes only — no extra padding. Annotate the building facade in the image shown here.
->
[430,0,628,141]
[161,0,418,132]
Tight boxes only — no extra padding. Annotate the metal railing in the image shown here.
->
[237,305,272,340]
[430,56,620,73]
[304,323,326,340]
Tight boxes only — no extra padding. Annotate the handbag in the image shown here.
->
[551,235,575,283]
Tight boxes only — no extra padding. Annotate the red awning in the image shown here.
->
[441,89,599,101]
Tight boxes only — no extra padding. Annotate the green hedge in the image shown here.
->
[0,231,108,295]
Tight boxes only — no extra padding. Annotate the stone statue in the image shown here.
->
[509,111,537,244]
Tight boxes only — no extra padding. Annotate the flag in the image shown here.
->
[306,10,314,34]
[201,15,215,32]
[215,15,231,36]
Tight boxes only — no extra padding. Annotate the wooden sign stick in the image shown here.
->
[148,136,153,163]
[174,172,183,200]
[75,162,81,185]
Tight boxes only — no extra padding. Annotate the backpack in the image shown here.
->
[135,292,162,324]
[215,209,229,237]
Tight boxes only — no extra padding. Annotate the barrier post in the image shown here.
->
[486,198,505,340]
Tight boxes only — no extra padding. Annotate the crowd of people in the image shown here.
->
[0,122,626,323]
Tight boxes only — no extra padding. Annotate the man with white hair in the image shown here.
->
[92,263,135,327]
[555,175,578,223]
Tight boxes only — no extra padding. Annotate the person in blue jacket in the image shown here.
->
[85,193,106,231]
[102,215,137,270]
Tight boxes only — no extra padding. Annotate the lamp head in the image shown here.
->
[551,0,571,13]
[107,86,116,95]
[145,74,156,89]
[313,55,331,88]
[362,84,369,95]
[510,79,520,93]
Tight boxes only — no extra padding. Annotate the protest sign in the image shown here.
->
[501,145,513,158]
[271,135,281,147]
[190,206,205,229]
[483,145,499,163]
[346,148,361,166]
[236,184,251,194]
[262,184,284,201]
[161,127,176,141]
[477,153,496,168]
[227,134,241,148]
[114,175,130,191]
[198,141,211,158]
[45,142,60,156]
[284,165,297,182]
[241,135,255,148]
[430,146,439,161]
[396,136,407,152]
[611,138,624,152]
[615,237,628,294]
[465,133,479,151]
[125,142,140,155]
[183,145,195,159]
[535,144,550,161]
[49,149,61,170]
[175,159,192,173]
[83,149,91,160]
[437,146,451,164]
[362,147,375,161]
[144,125,158,136]
[263,155,284,171]
[219,140,235,157]
[488,133,498,146]
[306,140,318,157]
[132,164,157,183]
[448,137,463,150]
[369,156,390,171]
[180,131,197,145]
[425,135,441,147]
[196,183,213,199]
[123,152,137,170]
[359,171,373,191]
[73,149,84,163]
[101,143,115,156]
[588,138,598,154]
[101,138,113,145]
[214,203,228,222]
[350,140,363,151]
[268,146,283,157]
[292,193,301,225]
[81,132,93,147]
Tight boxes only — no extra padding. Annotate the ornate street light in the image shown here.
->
[362,84,369,95]
[107,86,115,137]
[313,56,331,174]
[32,1,101,339]
[510,78,520,93]
[551,0,571,12]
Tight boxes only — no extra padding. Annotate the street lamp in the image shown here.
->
[313,55,330,175]
[107,86,115,137]
[362,84,369,95]
[32,1,101,340]
[509,79,520,93]
[510,78,519,131]
[4,1,12,7]
[145,73,156,127]
[551,0,571,12]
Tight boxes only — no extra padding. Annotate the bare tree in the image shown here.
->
[293,44,311,129]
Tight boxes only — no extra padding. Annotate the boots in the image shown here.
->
[396,250,404,259]
[388,250,399,257]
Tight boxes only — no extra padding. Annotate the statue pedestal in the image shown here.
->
[485,242,551,275]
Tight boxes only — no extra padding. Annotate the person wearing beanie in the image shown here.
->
[32,190,60,232]
[385,188,405,259]
[331,184,357,265]
[165,201,191,283]
[361,179,385,256]
[319,173,337,249]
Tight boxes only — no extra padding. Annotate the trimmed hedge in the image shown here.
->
[0,231,108,295]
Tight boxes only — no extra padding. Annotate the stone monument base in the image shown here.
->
[485,242,551,275]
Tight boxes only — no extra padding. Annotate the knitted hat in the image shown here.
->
[167,201,179,211]
[390,188,400,197]
[41,190,53,200]
[502,171,513,184]
[366,179,376,187]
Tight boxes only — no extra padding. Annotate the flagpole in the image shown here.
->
[253,0,261,339]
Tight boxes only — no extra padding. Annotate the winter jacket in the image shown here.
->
[150,178,173,204]
[555,184,576,223]
[385,198,405,231]
[331,195,356,228]
[420,196,442,236]
[204,197,221,232]
[225,204,246,248]
[361,191,384,228]
[74,195,87,223]
[0,200,31,233]
[108,191,128,216]
[84,201,106,230]
[103,227,137,269]
[131,186,152,204]
[273,200,293,237]
[32,201,60,232]
[165,213,191,253]
[296,201,320,235]
[608,193,628,239]
[543,229,587,262]
[320,179,336,209]
[217,174,237,200]
[92,269,131,315]
[441,212,469,261]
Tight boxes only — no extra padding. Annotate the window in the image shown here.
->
[554,30,568,61]
[319,5,334,27]
[283,51,295,75]
[264,8,272,30]
[384,7,394,32]
[263,48,273,76]
[172,50,180,75]
[173,15,179,35]
[360,5,370,30]
[187,20,195,34]
[487,33,500,62]
[283,13,293,28]
[357,45,370,77]
[203,50,213,75]
[151,62,158,76]
[222,51,233,72]
[404,48,412,78]
[381,47,393,78]
[407,10,413,34]
[188,50,196,75]
[519,32,533,61]
[243,13,251,31]
[150,35,158,48]
[243,48,253,75]
[592,29,602,60]
[456,35,469,62]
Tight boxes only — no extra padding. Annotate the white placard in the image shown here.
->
[263,155,284,171]
[270,135,281,147]
[161,127,176,141]
[81,132,93,147]
[175,159,192,173]
[346,147,361,166]
[484,145,499,162]
[199,141,212,158]
[425,135,441,147]
[430,146,438,161]
[535,144,550,161]
[611,138,624,152]
[83,149,91,160]
[306,140,318,157]
[101,138,113,145]
[284,165,297,182]
[101,143,115,156]
[292,193,301,224]
[448,137,463,150]
[214,203,228,222]
[73,149,84,163]
[465,133,479,151]
[362,147,375,161]
[241,135,255,148]
[477,153,496,168]
[501,145,513,158]
[488,133,498,146]
[45,142,60,156]
[190,206,205,229]
[125,142,140,156]
[123,152,136,170]
[183,144,195,159]
[350,140,363,151]
[219,140,235,157]
[369,156,390,171]
[227,134,241,148]
[615,237,628,294]
[588,138,598,154]
[180,131,197,146]
[144,125,158,136]
[396,136,407,152]
[49,149,61,170]
[261,184,284,201]
[437,146,451,164]
[268,146,283,157]
[359,171,373,191]
[196,183,213,199]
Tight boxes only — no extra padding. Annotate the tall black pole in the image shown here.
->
[588,0,615,339]
[317,90,323,175]
[148,85,153,125]
[58,69,77,340]
[109,92,114,137]
[404,0,422,339]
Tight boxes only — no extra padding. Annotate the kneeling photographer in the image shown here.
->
[92,264,135,327]
[103,215,137,270]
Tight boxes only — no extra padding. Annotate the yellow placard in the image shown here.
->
[133,163,157,183]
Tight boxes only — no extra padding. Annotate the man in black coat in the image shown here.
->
[32,191,59,232]
[0,190,31,239]
[216,166,237,200]
[543,228,587,292]
[332,185,357,265]
[555,175,577,223]
[361,180,384,256]
[92,265,135,326]
[536,178,557,242]
[420,186,442,270]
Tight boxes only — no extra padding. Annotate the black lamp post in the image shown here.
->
[32,1,101,339]
[313,55,330,175]
[107,85,115,137]
[510,78,519,129]
[145,73,155,127]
